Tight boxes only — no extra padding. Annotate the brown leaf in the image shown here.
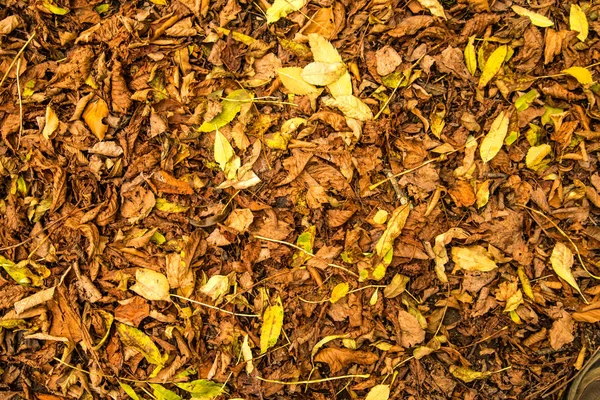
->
[387,16,434,38]
[549,309,575,350]
[314,348,378,373]
[152,170,194,195]
[448,180,476,207]
[397,309,426,348]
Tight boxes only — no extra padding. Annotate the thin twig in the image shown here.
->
[0,33,36,90]
[170,294,260,317]
[256,373,370,385]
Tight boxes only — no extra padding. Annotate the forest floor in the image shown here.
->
[1,0,600,399]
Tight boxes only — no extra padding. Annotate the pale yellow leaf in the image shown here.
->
[562,66,593,85]
[42,105,59,140]
[330,282,349,303]
[511,5,554,27]
[526,144,551,170]
[277,67,319,95]
[570,4,588,42]
[375,204,410,257]
[449,366,491,383]
[372,209,388,224]
[301,62,346,86]
[383,273,409,298]
[430,102,446,138]
[266,0,306,24]
[214,130,240,180]
[323,95,373,121]
[327,71,353,99]
[417,0,446,19]
[550,242,584,297]
[82,98,109,140]
[260,296,284,354]
[307,33,343,63]
[451,245,497,272]
[130,269,170,301]
[464,35,477,76]
[241,334,254,374]
[476,179,490,209]
[365,385,390,400]
[199,275,229,301]
[480,111,509,163]
[478,45,507,89]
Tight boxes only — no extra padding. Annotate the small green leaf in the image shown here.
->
[150,384,182,400]
[175,379,227,399]
[515,89,539,112]
[260,296,284,354]
[119,382,141,400]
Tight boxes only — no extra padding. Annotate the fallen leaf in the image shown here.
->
[480,111,509,163]
[266,0,306,24]
[371,204,410,280]
[365,385,390,400]
[526,144,551,170]
[199,275,229,301]
[277,67,320,95]
[433,228,470,283]
[550,242,584,298]
[83,97,109,140]
[0,15,22,35]
[384,273,409,298]
[511,5,554,27]
[42,105,59,140]
[549,309,575,350]
[308,33,343,63]
[314,347,378,373]
[330,282,349,303]
[130,269,171,301]
[241,334,254,373]
[175,380,227,398]
[478,45,507,89]
[116,322,167,366]
[449,366,492,383]
[324,95,373,121]
[451,246,498,272]
[417,0,446,19]
[398,309,426,348]
[214,130,240,180]
[570,4,588,42]
[562,66,593,85]
[150,384,182,400]
[198,89,253,133]
[301,62,346,86]
[260,296,284,354]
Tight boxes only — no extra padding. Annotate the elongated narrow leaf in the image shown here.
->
[175,380,226,398]
[480,111,509,163]
[150,384,182,400]
[119,382,141,400]
[260,296,284,354]
[570,4,588,42]
[450,366,492,383]
[42,105,59,139]
[511,5,554,27]
[464,36,477,76]
[369,204,410,280]
[478,45,507,89]
[277,67,319,95]
[214,130,240,180]
[550,242,584,298]
[266,0,306,24]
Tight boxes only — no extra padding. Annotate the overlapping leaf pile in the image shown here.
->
[1,0,600,399]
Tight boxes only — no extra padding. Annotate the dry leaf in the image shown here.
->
[451,246,498,272]
[82,97,109,140]
[549,309,574,350]
[417,0,446,19]
[478,45,507,89]
[314,347,378,373]
[130,269,171,301]
[550,242,584,299]
[365,385,390,400]
[570,4,588,42]
[511,5,554,27]
[323,95,373,121]
[260,296,284,353]
[277,67,320,95]
[480,111,509,163]
[301,62,346,86]
[397,309,426,348]
[42,105,59,140]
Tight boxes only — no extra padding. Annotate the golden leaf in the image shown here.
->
[417,0,446,19]
[525,144,551,170]
[323,95,373,121]
[277,67,320,95]
[511,5,554,27]
[464,35,477,76]
[550,242,585,299]
[365,385,390,400]
[451,245,497,272]
[266,0,306,24]
[307,33,343,63]
[570,4,588,42]
[130,269,171,301]
[260,296,284,354]
[301,62,346,86]
[42,105,59,140]
[480,111,509,163]
[82,97,109,140]
[478,45,507,89]
[330,282,349,303]
[562,66,593,85]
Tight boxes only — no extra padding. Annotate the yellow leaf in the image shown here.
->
[383,273,409,298]
[198,89,253,133]
[155,198,189,213]
[327,71,353,99]
[260,296,284,354]
[511,5,554,27]
[116,322,167,366]
[42,105,59,140]
[430,102,446,138]
[570,4,588,42]
[307,33,342,63]
[550,242,585,299]
[277,67,320,95]
[323,95,373,121]
[478,45,507,89]
[130,268,171,301]
[83,98,109,140]
[199,275,229,301]
[517,265,535,300]
[365,385,390,400]
[562,66,593,85]
[241,334,254,374]
[417,0,446,19]
[214,130,240,180]
[330,282,349,303]
[464,36,477,76]
[367,204,410,280]
[476,180,490,209]
[451,246,497,272]
[449,366,492,383]
[526,144,551,170]
[41,0,70,15]
[301,62,346,86]
[266,0,306,24]
[480,111,509,163]
[372,209,388,224]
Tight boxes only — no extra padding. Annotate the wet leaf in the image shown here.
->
[323,95,373,121]
[480,111,509,163]
[198,90,253,133]
[116,322,167,366]
[130,268,170,301]
[277,67,320,95]
[451,246,498,272]
[478,45,507,89]
[330,282,349,303]
[562,66,593,85]
[301,62,346,86]
[550,242,584,298]
[260,296,284,354]
[365,385,390,400]
[266,0,306,24]
[511,5,553,27]
[570,4,588,42]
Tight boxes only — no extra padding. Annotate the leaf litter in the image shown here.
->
[0,1,600,399]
